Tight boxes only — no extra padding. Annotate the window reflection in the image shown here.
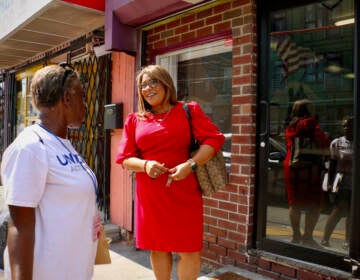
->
[266,0,354,254]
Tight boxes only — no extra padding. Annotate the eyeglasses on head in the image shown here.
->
[59,62,75,89]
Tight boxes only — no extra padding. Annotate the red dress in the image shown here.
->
[116,101,224,252]
[283,117,329,207]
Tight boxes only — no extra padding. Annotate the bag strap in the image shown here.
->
[183,103,198,150]
[183,102,191,121]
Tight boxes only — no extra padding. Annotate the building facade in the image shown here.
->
[0,0,359,279]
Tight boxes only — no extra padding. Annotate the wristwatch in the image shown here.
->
[187,158,198,172]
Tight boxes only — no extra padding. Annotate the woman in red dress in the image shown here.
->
[283,99,329,247]
[116,65,224,280]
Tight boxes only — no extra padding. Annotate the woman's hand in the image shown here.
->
[168,161,192,181]
[145,160,168,179]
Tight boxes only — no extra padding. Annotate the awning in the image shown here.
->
[0,0,104,71]
[105,0,208,53]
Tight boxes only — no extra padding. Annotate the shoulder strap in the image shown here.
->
[183,102,191,120]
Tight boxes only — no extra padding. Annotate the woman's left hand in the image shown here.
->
[168,161,192,181]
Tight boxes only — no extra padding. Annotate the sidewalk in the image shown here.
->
[93,240,154,280]
[0,240,271,280]
[94,241,272,280]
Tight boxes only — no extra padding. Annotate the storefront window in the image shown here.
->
[265,0,354,256]
[157,40,233,169]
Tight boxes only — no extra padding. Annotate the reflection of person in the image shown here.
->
[1,64,100,279]
[321,116,353,249]
[283,99,329,247]
[116,65,224,280]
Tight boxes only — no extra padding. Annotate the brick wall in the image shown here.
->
[142,1,347,279]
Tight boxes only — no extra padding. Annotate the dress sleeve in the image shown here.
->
[187,101,225,153]
[116,113,139,165]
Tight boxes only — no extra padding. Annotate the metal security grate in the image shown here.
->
[68,54,111,221]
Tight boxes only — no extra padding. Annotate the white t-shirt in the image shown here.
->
[1,124,98,280]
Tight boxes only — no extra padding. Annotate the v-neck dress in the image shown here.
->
[116,101,224,252]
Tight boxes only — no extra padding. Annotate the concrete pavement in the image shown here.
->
[93,240,272,280]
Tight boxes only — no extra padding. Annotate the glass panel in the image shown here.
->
[157,42,232,170]
[177,52,232,168]
[266,0,354,254]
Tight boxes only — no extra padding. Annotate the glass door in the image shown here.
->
[259,0,355,269]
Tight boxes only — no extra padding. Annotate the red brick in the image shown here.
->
[257,268,282,279]
[219,201,237,212]
[224,184,238,193]
[224,8,242,20]
[197,26,213,37]
[197,8,213,19]
[297,269,323,280]
[211,191,229,201]
[203,215,217,225]
[161,30,173,39]
[228,231,246,244]
[166,19,180,29]
[190,19,204,30]
[154,40,166,49]
[203,206,211,215]
[258,258,271,270]
[233,76,252,85]
[218,219,237,231]
[181,31,196,42]
[211,208,228,219]
[203,232,217,243]
[209,243,227,255]
[206,14,222,25]
[203,197,219,207]
[201,248,217,260]
[214,21,231,33]
[228,249,247,262]
[175,25,189,34]
[181,14,195,24]
[217,237,237,249]
[232,0,251,8]
[229,213,247,223]
[272,263,296,278]
[214,2,231,14]
[166,36,180,45]
[147,33,160,43]
[208,225,227,237]
[154,25,166,33]
[233,54,252,64]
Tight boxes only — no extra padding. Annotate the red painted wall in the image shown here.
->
[110,52,135,231]
[61,0,105,11]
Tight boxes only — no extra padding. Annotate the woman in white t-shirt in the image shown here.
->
[1,64,100,280]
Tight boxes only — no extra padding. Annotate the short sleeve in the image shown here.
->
[116,113,139,165]
[1,139,48,208]
[186,101,225,153]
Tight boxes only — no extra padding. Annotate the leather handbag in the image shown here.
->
[183,103,228,196]
[95,225,111,265]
